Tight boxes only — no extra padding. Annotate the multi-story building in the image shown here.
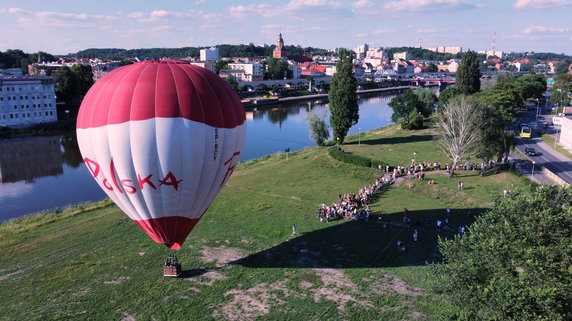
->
[393,52,410,61]
[355,44,369,57]
[228,63,264,81]
[200,47,220,61]
[425,47,463,55]
[0,75,57,127]
[478,50,505,59]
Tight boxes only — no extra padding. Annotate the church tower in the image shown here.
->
[272,33,287,59]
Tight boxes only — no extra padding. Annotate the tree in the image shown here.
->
[402,108,424,130]
[551,73,572,107]
[510,74,546,101]
[554,59,571,74]
[71,64,94,96]
[426,63,438,73]
[328,48,358,143]
[435,96,483,177]
[493,72,515,85]
[264,58,289,80]
[413,87,436,117]
[475,87,520,123]
[52,67,80,105]
[437,87,461,111]
[431,184,572,320]
[306,110,330,146]
[388,89,424,129]
[215,60,231,73]
[456,51,481,95]
[224,76,239,91]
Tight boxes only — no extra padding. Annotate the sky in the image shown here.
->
[0,0,570,56]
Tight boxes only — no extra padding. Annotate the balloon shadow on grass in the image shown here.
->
[236,207,487,269]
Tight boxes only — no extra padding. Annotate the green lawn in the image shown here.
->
[0,129,524,321]
[541,133,572,159]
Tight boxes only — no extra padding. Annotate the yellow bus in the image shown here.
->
[519,125,531,138]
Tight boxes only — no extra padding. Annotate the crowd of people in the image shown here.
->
[316,177,392,223]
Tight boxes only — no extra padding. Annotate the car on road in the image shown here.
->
[525,147,538,156]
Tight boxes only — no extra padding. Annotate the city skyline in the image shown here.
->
[1,0,571,56]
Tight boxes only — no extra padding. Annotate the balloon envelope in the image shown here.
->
[77,61,246,249]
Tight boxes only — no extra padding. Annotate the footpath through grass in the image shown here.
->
[0,124,524,320]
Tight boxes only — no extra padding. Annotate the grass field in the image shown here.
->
[0,125,524,320]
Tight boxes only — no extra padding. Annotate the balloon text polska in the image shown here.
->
[83,158,183,194]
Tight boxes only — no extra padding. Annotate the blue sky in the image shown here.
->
[1,0,571,55]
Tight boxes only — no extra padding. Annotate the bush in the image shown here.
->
[328,146,371,167]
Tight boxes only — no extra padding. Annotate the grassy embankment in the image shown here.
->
[0,124,524,320]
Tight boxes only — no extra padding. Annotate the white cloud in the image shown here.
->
[352,0,374,8]
[229,0,350,20]
[131,9,203,22]
[523,25,570,33]
[0,8,24,14]
[373,29,394,34]
[354,33,368,38]
[127,11,145,19]
[228,4,270,19]
[513,0,572,9]
[384,0,476,11]
[194,0,206,4]
[18,11,117,28]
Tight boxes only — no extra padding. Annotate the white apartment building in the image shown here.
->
[366,48,385,59]
[393,51,410,60]
[0,76,57,127]
[200,47,220,61]
[227,63,264,81]
[478,50,505,59]
[355,44,369,56]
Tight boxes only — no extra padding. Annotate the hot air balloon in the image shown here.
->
[76,61,246,251]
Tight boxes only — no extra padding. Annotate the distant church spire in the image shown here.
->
[273,33,287,59]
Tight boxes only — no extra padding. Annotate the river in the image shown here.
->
[0,93,395,221]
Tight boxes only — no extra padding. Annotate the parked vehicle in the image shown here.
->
[525,147,537,156]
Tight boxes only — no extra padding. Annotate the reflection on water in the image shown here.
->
[0,136,62,183]
[0,93,397,220]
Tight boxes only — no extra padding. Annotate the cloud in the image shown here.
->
[18,11,117,28]
[228,4,270,19]
[0,8,24,14]
[384,0,476,11]
[229,0,350,20]
[373,29,395,34]
[127,9,204,22]
[194,0,206,4]
[523,25,570,33]
[352,0,374,7]
[354,33,368,38]
[513,0,572,9]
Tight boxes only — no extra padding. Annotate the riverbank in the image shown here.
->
[244,85,416,108]
[0,123,526,320]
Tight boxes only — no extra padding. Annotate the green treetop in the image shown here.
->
[328,48,358,143]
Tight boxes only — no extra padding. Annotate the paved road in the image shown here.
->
[513,106,572,185]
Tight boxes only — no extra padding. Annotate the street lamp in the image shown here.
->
[336,137,340,150]
[358,127,361,145]
[531,161,536,179]
[536,98,540,121]
[413,152,417,165]
[554,125,561,149]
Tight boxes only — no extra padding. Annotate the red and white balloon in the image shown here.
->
[77,61,246,249]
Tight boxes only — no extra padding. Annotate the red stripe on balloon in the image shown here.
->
[133,216,200,250]
[77,61,245,129]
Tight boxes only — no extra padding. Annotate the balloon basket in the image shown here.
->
[163,254,182,277]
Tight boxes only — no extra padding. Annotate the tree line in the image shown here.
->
[0,49,57,73]
[73,44,332,60]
